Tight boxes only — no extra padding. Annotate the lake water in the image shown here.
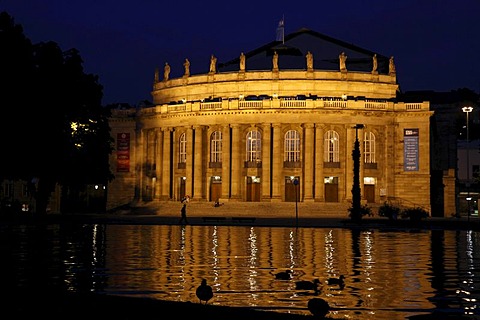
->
[1,222,479,319]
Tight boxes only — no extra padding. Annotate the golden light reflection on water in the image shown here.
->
[2,224,480,319]
[94,225,480,319]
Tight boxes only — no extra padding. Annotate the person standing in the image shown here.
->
[179,203,188,224]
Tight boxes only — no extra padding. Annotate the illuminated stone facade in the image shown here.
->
[107,29,437,214]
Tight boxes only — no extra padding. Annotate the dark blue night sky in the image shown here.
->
[2,0,479,105]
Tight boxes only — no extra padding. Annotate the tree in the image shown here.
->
[0,11,35,179]
[0,11,114,214]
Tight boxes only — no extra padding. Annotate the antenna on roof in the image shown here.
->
[276,15,285,43]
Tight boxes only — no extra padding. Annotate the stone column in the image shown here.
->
[303,123,314,201]
[271,124,282,201]
[343,125,350,202]
[161,127,171,200]
[359,128,364,201]
[385,124,395,199]
[193,125,203,200]
[261,123,271,200]
[221,125,231,200]
[134,128,144,202]
[154,128,161,200]
[315,125,325,201]
[186,126,193,198]
[230,124,241,200]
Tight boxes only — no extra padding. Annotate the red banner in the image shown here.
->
[117,133,130,172]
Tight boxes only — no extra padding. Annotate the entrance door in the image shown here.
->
[364,185,375,203]
[210,176,222,201]
[285,177,300,202]
[179,177,186,201]
[246,176,261,202]
[324,177,338,202]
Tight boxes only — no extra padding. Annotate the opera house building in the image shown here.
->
[107,28,453,216]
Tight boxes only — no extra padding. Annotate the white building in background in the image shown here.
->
[457,139,480,215]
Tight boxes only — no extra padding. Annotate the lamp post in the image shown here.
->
[351,124,364,221]
[293,177,299,228]
[462,106,473,221]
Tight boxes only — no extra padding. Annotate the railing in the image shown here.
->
[323,98,347,108]
[200,102,222,110]
[280,100,307,108]
[365,99,387,110]
[385,197,430,213]
[126,97,429,117]
[167,104,186,112]
[405,103,422,110]
[239,100,263,109]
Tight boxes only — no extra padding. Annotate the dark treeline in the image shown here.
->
[0,11,114,214]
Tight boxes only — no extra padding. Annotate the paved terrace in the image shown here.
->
[4,201,478,230]
[92,201,479,230]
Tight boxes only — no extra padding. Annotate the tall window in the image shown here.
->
[246,130,261,162]
[3,181,13,197]
[210,131,222,163]
[284,130,300,162]
[324,130,339,162]
[179,133,187,163]
[364,131,376,163]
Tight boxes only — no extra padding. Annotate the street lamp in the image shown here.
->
[351,124,364,221]
[462,106,473,221]
[292,177,299,228]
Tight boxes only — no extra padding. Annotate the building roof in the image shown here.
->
[217,28,390,74]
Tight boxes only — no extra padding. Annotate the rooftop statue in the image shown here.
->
[239,52,246,72]
[164,62,170,81]
[183,58,190,77]
[272,51,279,71]
[209,54,217,73]
[339,52,347,72]
[306,51,313,71]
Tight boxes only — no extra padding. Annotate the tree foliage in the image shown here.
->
[0,11,114,214]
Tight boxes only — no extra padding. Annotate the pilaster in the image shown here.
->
[193,125,203,200]
[303,123,314,201]
[262,123,272,201]
[271,124,282,201]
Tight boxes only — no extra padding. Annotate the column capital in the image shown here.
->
[315,123,327,130]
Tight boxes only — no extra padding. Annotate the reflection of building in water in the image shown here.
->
[103,225,467,318]
[107,28,445,215]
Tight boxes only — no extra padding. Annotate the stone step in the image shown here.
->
[129,200,374,218]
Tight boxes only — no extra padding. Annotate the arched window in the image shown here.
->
[324,130,339,162]
[246,130,261,162]
[364,131,376,163]
[179,133,186,163]
[210,131,222,163]
[284,130,300,162]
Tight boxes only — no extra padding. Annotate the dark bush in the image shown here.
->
[348,203,373,218]
[378,202,401,220]
[401,207,429,221]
